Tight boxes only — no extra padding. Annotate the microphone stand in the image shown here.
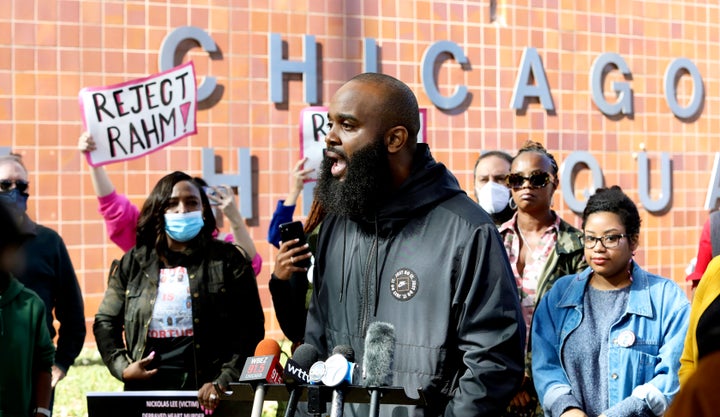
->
[368,389,381,417]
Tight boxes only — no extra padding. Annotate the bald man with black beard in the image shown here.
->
[305,73,525,417]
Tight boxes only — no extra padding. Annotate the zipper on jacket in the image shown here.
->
[360,237,378,333]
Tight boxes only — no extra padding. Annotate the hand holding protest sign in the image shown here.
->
[79,62,198,167]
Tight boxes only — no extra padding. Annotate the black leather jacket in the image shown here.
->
[94,240,264,388]
[305,144,525,417]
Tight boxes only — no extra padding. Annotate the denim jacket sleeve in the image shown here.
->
[623,281,690,416]
[531,276,579,415]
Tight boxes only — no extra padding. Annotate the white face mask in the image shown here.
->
[476,181,510,214]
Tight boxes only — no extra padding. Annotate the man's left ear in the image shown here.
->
[385,126,408,154]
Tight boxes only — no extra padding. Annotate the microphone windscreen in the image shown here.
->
[362,322,395,387]
[293,343,321,368]
[255,338,282,358]
[332,345,356,362]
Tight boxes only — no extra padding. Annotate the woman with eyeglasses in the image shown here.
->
[498,141,586,416]
[531,186,689,417]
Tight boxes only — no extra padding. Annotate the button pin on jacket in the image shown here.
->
[617,330,636,347]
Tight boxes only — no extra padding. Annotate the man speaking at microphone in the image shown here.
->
[304,73,525,417]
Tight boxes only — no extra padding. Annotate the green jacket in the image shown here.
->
[500,216,586,417]
[0,277,55,417]
[93,240,264,389]
[534,218,587,303]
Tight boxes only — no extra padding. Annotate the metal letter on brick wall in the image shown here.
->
[664,58,704,120]
[159,26,219,105]
[560,151,605,214]
[269,33,318,104]
[421,40,470,110]
[201,147,254,219]
[591,52,633,117]
[638,151,672,214]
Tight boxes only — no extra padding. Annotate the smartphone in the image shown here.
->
[279,221,311,268]
[202,186,220,205]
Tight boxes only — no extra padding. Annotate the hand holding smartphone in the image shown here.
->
[202,186,220,206]
[279,221,312,268]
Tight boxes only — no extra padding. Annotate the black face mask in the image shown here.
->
[316,136,390,219]
[0,189,28,215]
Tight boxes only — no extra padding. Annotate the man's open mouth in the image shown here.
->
[326,149,347,178]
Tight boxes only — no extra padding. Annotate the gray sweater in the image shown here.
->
[554,285,653,417]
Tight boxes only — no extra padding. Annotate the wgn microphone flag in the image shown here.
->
[239,339,284,417]
[283,344,320,417]
[363,322,395,417]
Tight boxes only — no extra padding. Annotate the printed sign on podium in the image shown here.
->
[86,391,250,417]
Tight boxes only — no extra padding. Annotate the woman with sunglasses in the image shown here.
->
[498,141,586,416]
[94,171,264,414]
[531,186,689,417]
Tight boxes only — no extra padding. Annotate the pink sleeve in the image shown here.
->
[97,190,140,252]
[251,252,263,276]
[222,233,262,276]
[687,218,712,281]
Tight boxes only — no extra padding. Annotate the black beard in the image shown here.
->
[316,138,389,218]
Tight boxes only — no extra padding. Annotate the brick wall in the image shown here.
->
[1,0,716,344]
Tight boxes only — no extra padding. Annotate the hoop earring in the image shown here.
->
[508,196,517,210]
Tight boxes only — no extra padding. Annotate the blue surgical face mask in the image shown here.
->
[164,211,204,242]
[0,188,29,214]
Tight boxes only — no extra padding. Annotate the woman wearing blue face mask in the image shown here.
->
[93,171,264,414]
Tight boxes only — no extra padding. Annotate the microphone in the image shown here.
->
[306,358,327,415]
[362,322,396,417]
[324,345,356,417]
[239,339,284,417]
[283,344,320,417]
[308,359,327,384]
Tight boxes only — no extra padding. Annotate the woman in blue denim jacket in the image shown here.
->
[531,186,690,417]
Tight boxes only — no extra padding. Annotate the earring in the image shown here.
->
[509,196,517,210]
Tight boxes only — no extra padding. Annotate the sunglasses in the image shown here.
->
[506,172,553,189]
[0,179,29,193]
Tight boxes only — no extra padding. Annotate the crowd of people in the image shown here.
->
[1,73,718,417]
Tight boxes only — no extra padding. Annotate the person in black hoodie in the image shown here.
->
[304,73,525,417]
[0,154,85,412]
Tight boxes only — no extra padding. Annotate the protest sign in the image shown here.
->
[79,62,198,167]
[86,391,249,417]
[298,107,427,182]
